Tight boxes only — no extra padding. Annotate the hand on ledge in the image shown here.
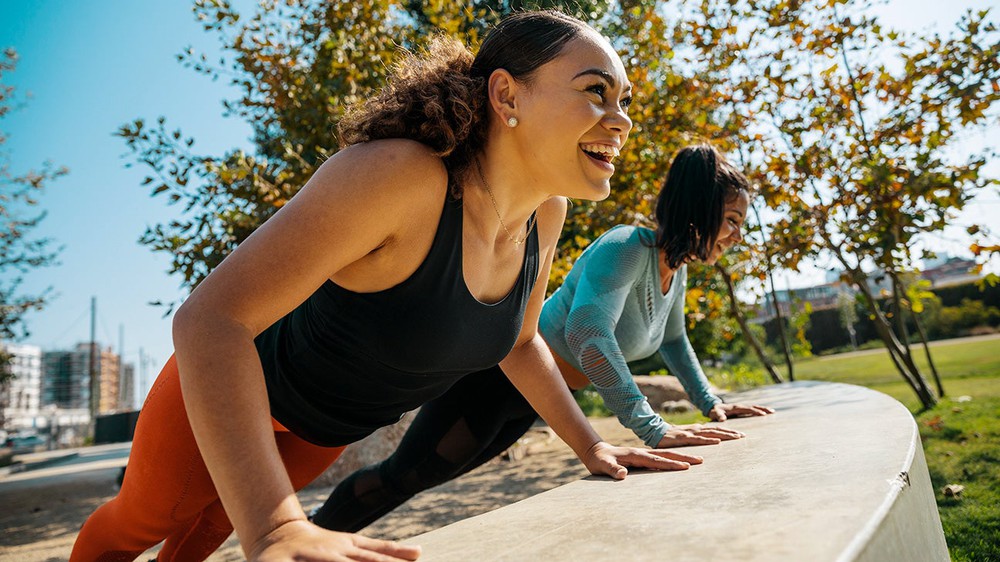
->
[708,402,775,422]
[656,424,746,448]
[249,519,422,562]
[583,441,703,480]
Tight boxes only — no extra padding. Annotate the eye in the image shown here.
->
[586,83,607,101]
[620,96,633,109]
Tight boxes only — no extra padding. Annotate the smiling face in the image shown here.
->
[703,190,750,265]
[502,31,633,201]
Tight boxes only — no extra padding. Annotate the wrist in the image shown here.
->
[245,516,311,560]
[645,426,669,448]
[583,440,605,459]
[239,496,310,558]
[702,399,723,417]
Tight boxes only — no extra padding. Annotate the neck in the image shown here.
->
[466,148,547,245]
[657,249,678,292]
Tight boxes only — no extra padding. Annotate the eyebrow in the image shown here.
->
[573,68,633,94]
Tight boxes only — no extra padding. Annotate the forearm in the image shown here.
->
[589,381,669,447]
[568,328,670,446]
[500,334,602,459]
[174,317,303,555]
[659,339,721,415]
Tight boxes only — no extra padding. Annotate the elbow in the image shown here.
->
[171,299,204,354]
[172,299,254,360]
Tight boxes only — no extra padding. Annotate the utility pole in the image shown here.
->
[138,347,146,408]
[119,323,127,410]
[89,296,99,432]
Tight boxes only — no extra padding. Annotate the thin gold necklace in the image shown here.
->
[474,158,537,246]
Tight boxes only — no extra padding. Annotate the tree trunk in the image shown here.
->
[716,264,784,384]
[854,274,937,409]
[890,273,913,358]
[912,311,945,398]
[768,269,795,381]
[819,233,937,409]
[750,203,794,381]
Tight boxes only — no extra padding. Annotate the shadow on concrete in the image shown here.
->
[0,469,118,549]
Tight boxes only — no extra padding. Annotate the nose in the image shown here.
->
[604,104,632,138]
[731,226,744,244]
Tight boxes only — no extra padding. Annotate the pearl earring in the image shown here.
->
[507,117,518,128]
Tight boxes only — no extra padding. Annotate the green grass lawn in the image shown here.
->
[918,396,1000,561]
[686,335,1000,561]
[787,336,1000,410]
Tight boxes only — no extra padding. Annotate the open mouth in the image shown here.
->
[580,143,620,165]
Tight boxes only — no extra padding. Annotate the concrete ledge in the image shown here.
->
[404,381,948,561]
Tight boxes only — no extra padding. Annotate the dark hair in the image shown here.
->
[654,144,751,269]
[337,10,593,191]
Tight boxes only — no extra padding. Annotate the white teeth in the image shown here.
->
[580,143,620,158]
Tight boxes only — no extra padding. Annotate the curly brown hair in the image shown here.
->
[337,10,593,193]
[338,36,483,182]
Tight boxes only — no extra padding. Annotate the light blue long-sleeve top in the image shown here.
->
[539,225,721,447]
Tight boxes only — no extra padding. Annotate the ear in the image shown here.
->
[487,68,521,124]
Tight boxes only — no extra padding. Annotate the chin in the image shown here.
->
[566,182,611,202]
[592,182,612,201]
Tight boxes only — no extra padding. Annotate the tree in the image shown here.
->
[676,0,999,409]
[902,276,944,397]
[0,48,67,374]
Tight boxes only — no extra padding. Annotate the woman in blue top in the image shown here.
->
[541,144,774,447]
[311,144,774,532]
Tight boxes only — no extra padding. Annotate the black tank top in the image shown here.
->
[256,193,539,446]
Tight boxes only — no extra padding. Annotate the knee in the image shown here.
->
[381,454,463,496]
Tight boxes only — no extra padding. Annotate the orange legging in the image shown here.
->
[70,356,346,562]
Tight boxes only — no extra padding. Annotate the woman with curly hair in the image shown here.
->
[310,144,774,534]
[70,10,702,562]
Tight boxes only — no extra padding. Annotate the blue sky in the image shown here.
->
[1,0,998,402]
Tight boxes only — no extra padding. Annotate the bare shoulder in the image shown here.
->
[173,139,452,337]
[311,139,448,206]
[535,196,569,247]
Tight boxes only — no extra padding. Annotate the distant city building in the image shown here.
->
[42,346,90,411]
[119,362,136,411]
[763,283,848,317]
[0,343,43,431]
[920,255,979,288]
[755,255,980,322]
[42,343,127,414]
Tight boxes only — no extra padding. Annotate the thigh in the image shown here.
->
[397,365,534,467]
[119,355,220,526]
[276,431,346,490]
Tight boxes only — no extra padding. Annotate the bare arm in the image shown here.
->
[173,140,440,560]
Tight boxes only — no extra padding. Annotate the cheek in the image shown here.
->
[718,224,733,241]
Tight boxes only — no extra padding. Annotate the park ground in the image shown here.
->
[0,334,997,561]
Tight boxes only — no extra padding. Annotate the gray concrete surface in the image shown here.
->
[405,381,949,562]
